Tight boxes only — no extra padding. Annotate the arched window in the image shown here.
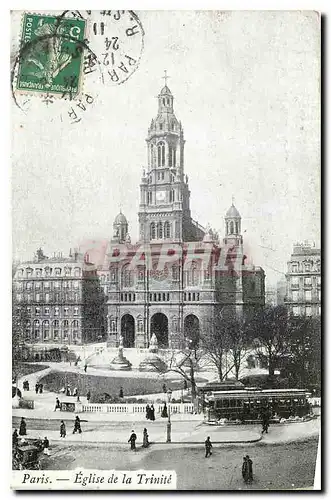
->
[191,261,200,286]
[230,221,234,234]
[235,222,239,234]
[72,320,79,328]
[157,222,163,239]
[163,98,165,105]
[121,264,133,288]
[43,320,50,340]
[150,222,156,240]
[150,144,154,166]
[157,142,165,167]
[226,222,229,235]
[34,320,40,340]
[169,146,173,167]
[164,221,171,238]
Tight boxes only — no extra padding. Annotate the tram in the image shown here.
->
[202,387,311,422]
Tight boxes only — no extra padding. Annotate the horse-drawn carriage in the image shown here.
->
[12,439,44,470]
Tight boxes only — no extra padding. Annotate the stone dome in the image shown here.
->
[226,204,241,218]
[114,211,127,224]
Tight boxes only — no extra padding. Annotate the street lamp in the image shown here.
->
[166,389,172,443]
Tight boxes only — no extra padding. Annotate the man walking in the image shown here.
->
[54,397,61,411]
[242,455,253,484]
[60,420,66,438]
[128,430,137,451]
[43,436,50,455]
[73,415,82,434]
[205,436,212,458]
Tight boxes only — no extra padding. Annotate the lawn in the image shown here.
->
[12,362,49,381]
[39,371,207,400]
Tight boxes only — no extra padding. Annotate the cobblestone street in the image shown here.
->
[40,437,318,490]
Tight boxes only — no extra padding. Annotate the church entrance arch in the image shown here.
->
[150,313,169,348]
[121,314,135,348]
[184,314,200,349]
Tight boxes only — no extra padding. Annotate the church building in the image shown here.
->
[98,79,266,349]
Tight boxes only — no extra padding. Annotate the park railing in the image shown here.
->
[80,402,195,414]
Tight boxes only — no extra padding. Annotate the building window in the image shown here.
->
[304,262,311,272]
[43,320,50,340]
[26,281,32,290]
[304,277,312,286]
[172,265,179,281]
[164,221,171,239]
[292,291,299,301]
[74,307,79,316]
[110,267,118,283]
[45,293,50,303]
[318,306,321,315]
[34,320,40,339]
[305,306,312,317]
[150,222,156,239]
[54,307,59,316]
[292,306,300,316]
[27,294,32,303]
[26,268,33,277]
[35,281,41,289]
[157,222,163,239]
[36,293,40,302]
[316,260,320,272]
[318,290,321,301]
[27,307,31,315]
[74,268,81,277]
[122,264,133,288]
[305,290,312,301]
[292,263,299,272]
[44,307,50,315]
[110,318,117,333]
[157,142,165,167]
[170,190,174,202]
[148,191,152,204]
[64,267,71,276]
[64,307,69,316]
[35,307,40,316]
[55,268,61,276]
[16,294,21,302]
[317,276,321,286]
[44,281,50,288]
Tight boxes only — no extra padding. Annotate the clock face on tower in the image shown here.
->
[156,191,166,202]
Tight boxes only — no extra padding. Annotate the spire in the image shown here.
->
[162,70,170,87]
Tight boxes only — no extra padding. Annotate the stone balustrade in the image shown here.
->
[80,402,195,414]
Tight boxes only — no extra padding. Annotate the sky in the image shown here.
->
[11,10,320,286]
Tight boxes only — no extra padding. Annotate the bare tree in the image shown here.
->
[249,305,291,378]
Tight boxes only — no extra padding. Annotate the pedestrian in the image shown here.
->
[128,430,137,451]
[150,404,155,421]
[86,390,91,403]
[162,383,167,393]
[19,417,27,436]
[60,420,66,438]
[39,383,43,394]
[54,397,61,411]
[26,380,29,391]
[242,455,253,484]
[142,428,149,448]
[43,436,50,455]
[73,387,78,397]
[66,385,71,397]
[119,387,124,399]
[84,364,87,373]
[146,404,150,420]
[161,402,168,418]
[205,436,212,458]
[261,410,270,434]
[35,383,39,394]
[12,429,19,447]
[73,415,82,434]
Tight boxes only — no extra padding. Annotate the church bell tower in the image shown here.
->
[138,72,197,243]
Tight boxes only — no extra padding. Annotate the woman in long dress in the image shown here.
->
[142,428,149,448]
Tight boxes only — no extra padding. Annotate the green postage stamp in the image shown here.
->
[16,13,86,96]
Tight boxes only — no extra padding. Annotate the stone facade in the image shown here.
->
[284,242,321,317]
[99,82,265,349]
[13,249,105,346]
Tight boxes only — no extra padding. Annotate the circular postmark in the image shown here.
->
[77,10,145,87]
[11,10,144,121]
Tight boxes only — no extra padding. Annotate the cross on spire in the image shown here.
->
[162,70,170,86]
[232,195,235,205]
